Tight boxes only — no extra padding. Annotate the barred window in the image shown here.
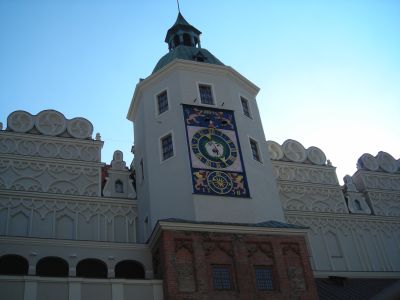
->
[161,134,174,161]
[255,266,274,290]
[212,265,232,290]
[250,138,261,162]
[157,90,169,115]
[199,84,214,105]
[241,97,251,118]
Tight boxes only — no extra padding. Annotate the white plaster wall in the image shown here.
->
[287,213,400,273]
[0,192,137,243]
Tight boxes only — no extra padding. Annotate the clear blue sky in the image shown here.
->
[1,0,399,183]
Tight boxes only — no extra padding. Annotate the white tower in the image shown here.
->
[127,13,284,242]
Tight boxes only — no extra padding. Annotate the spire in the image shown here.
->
[165,13,202,50]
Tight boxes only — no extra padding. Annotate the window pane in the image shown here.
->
[157,91,168,114]
[255,267,274,290]
[241,97,251,117]
[161,134,174,160]
[199,85,214,105]
[250,139,260,161]
[212,266,232,290]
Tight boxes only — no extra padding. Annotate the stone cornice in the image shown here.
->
[0,153,105,167]
[148,219,308,249]
[285,210,400,223]
[0,131,104,147]
[0,189,138,205]
[271,160,337,171]
[314,270,400,279]
[0,235,147,250]
[0,275,163,285]
[277,180,342,190]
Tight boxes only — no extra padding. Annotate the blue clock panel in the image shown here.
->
[183,104,250,198]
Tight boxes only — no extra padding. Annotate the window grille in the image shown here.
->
[161,134,174,160]
[199,84,214,105]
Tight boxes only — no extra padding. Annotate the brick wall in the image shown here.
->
[155,229,318,300]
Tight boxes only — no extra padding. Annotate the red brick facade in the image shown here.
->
[152,227,318,300]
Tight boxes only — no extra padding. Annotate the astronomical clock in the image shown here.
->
[183,105,249,197]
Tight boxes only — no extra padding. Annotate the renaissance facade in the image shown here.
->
[0,12,399,300]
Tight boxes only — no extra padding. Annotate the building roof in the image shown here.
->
[316,278,400,300]
[159,218,308,229]
[152,45,224,73]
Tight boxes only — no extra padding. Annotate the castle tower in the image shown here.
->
[127,13,285,241]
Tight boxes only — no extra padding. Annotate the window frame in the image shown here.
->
[197,82,216,106]
[211,264,234,290]
[159,131,175,162]
[240,96,252,118]
[249,137,263,163]
[155,88,170,116]
[254,266,275,291]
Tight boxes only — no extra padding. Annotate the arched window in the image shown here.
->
[0,254,29,275]
[115,260,145,279]
[76,258,107,278]
[115,180,124,193]
[36,256,68,277]
[183,33,192,46]
[354,199,362,210]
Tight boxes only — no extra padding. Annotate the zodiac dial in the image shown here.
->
[191,128,238,169]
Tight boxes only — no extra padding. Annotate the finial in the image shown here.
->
[95,132,101,141]
[177,0,181,13]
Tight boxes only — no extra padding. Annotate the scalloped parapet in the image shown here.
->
[1,110,103,162]
[6,109,94,139]
[357,151,399,174]
[267,139,327,166]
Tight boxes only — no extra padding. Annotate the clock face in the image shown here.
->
[191,128,238,169]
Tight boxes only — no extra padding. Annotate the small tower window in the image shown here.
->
[115,180,124,193]
[174,35,180,47]
[199,84,214,105]
[161,133,174,161]
[241,97,251,118]
[183,33,192,46]
[250,138,262,162]
[157,90,169,115]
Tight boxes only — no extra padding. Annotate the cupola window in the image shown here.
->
[183,33,192,46]
[174,35,180,47]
